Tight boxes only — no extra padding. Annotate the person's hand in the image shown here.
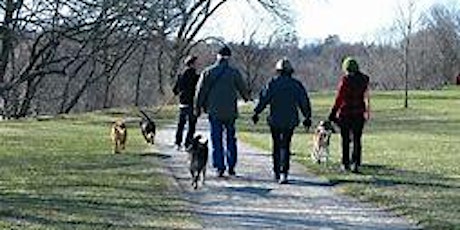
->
[328,108,338,123]
[251,114,259,124]
[302,118,311,131]
[364,111,370,121]
[195,107,202,118]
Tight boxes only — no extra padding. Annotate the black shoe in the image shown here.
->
[217,169,225,178]
[228,168,236,176]
[274,172,280,181]
[351,164,360,173]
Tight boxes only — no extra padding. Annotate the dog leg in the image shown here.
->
[114,141,119,154]
[202,168,206,186]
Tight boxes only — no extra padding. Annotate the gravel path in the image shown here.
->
[157,118,418,230]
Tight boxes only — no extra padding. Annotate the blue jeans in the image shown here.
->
[175,106,197,147]
[209,115,237,171]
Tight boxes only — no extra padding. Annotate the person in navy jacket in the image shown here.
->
[252,58,312,184]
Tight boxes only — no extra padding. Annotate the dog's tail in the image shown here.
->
[139,110,154,123]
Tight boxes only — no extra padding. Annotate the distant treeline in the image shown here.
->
[0,1,458,118]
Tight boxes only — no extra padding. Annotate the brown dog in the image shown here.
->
[312,120,335,164]
[111,119,127,153]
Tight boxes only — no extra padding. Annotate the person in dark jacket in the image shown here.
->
[196,46,250,177]
[328,57,370,173]
[173,55,200,149]
[252,58,312,184]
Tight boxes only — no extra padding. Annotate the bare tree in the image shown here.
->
[395,0,417,108]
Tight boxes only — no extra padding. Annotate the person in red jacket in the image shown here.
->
[329,57,370,173]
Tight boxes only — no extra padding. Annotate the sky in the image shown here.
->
[200,0,458,45]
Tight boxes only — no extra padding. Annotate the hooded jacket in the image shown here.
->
[254,74,311,130]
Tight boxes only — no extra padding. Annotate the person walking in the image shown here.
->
[195,45,250,177]
[328,57,370,173]
[252,58,312,184]
[173,55,200,150]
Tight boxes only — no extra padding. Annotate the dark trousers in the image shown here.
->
[339,117,365,167]
[175,106,197,147]
[270,126,294,175]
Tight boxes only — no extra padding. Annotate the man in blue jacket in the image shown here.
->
[252,58,312,184]
[196,46,250,177]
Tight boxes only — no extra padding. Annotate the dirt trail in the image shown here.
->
[156,119,418,230]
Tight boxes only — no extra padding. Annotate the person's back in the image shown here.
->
[173,67,200,106]
[197,58,249,121]
[260,75,310,130]
[337,72,369,119]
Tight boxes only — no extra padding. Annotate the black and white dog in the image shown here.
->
[139,110,156,145]
[187,135,208,190]
[312,120,336,164]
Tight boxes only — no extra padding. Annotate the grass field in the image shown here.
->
[1,88,458,229]
[237,87,460,230]
[0,107,199,229]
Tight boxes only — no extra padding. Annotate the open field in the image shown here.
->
[1,88,458,229]
[237,87,460,230]
[0,108,199,229]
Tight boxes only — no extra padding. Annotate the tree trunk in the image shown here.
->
[135,43,148,106]
[0,0,15,84]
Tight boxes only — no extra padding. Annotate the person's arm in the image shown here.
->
[364,85,371,121]
[297,82,312,122]
[195,70,211,114]
[329,76,346,122]
[173,75,181,95]
[235,70,251,101]
[254,80,273,115]
[333,76,346,111]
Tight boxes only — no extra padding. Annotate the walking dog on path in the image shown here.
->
[111,119,127,154]
[187,135,208,190]
[139,110,156,145]
[312,120,335,164]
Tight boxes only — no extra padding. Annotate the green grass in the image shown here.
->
[0,107,199,229]
[237,87,460,230]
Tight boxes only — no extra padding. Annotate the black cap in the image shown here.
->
[218,46,231,56]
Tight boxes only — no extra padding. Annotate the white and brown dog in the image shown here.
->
[111,119,127,154]
[312,120,335,164]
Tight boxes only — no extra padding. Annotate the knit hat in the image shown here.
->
[218,46,232,56]
[342,57,359,73]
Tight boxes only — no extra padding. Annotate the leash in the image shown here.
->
[150,94,177,115]
[134,94,177,120]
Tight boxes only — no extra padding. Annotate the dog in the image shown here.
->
[312,120,335,164]
[186,135,208,190]
[111,119,127,154]
[139,110,156,145]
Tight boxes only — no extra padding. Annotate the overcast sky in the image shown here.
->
[199,0,458,45]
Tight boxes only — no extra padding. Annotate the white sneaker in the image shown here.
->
[278,173,288,184]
